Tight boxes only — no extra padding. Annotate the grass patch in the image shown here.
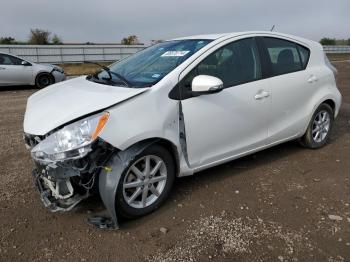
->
[58,62,112,76]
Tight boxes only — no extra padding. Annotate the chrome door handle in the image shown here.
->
[307,75,318,83]
[255,90,270,100]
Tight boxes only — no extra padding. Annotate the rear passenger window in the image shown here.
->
[263,37,305,76]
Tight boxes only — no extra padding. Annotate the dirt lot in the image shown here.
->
[0,61,349,262]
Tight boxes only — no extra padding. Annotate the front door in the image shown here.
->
[180,38,271,168]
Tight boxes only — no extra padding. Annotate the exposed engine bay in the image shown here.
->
[25,133,115,215]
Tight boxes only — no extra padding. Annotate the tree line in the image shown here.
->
[0,29,146,45]
[5,30,346,46]
[320,37,350,46]
[0,29,62,45]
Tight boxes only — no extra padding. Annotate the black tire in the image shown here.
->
[36,73,54,89]
[299,103,334,149]
[115,144,175,219]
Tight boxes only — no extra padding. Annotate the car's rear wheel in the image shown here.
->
[300,103,334,149]
[36,73,54,88]
[115,145,175,219]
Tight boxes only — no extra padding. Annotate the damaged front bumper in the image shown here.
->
[32,167,89,212]
[26,132,156,229]
[26,134,115,212]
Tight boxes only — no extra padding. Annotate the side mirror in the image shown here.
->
[21,61,32,66]
[191,75,224,95]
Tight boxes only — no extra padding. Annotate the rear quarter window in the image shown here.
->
[297,45,310,69]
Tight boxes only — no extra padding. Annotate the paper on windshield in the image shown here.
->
[161,51,190,57]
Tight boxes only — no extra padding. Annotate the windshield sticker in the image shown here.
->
[161,51,190,57]
[152,73,161,78]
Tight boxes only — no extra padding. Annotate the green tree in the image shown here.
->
[52,34,62,44]
[348,39,350,45]
[320,37,336,45]
[0,37,16,44]
[121,35,139,45]
[29,29,51,44]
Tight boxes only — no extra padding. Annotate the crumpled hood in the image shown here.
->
[24,76,148,135]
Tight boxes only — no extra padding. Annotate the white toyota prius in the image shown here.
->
[23,31,341,228]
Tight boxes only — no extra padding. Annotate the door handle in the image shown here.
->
[255,90,270,100]
[307,75,318,83]
[0,67,5,70]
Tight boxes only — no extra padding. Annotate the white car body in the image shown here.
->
[0,52,66,87]
[23,31,341,227]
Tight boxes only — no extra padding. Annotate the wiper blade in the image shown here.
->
[84,61,132,87]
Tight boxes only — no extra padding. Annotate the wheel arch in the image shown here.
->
[322,99,336,115]
[35,71,55,85]
[302,96,337,135]
[124,137,180,177]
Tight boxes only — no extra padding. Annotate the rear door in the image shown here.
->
[179,37,271,168]
[258,37,314,144]
[0,54,33,86]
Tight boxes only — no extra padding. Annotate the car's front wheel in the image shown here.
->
[115,144,175,219]
[36,73,54,88]
[300,103,334,149]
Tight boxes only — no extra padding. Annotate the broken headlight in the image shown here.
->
[31,112,109,162]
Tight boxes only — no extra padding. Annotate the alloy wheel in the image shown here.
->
[122,155,167,209]
[312,110,330,143]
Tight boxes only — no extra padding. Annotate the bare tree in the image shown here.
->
[121,35,139,45]
[29,29,51,44]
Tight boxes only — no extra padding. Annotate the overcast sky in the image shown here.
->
[1,0,349,44]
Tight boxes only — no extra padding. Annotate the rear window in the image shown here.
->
[263,37,309,76]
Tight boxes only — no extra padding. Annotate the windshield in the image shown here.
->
[90,39,212,88]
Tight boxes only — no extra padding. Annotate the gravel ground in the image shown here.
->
[0,62,349,262]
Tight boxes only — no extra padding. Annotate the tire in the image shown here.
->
[36,73,54,89]
[299,103,334,149]
[115,144,175,219]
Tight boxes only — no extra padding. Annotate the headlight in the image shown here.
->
[31,112,109,162]
[53,66,64,74]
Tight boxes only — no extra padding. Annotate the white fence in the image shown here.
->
[0,44,349,64]
[0,44,145,64]
[323,45,350,54]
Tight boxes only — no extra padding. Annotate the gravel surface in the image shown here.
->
[0,62,349,262]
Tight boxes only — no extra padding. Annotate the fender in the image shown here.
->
[97,140,158,229]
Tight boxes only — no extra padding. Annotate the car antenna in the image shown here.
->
[270,25,275,32]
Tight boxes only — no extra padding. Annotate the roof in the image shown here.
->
[171,31,315,46]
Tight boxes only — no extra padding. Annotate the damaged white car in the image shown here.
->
[23,31,341,228]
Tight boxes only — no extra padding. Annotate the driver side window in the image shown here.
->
[182,37,262,91]
[0,54,14,65]
[0,54,23,65]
